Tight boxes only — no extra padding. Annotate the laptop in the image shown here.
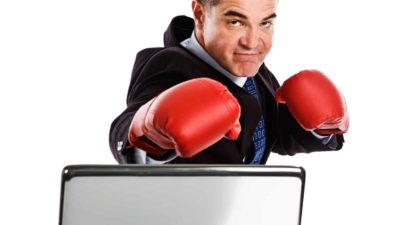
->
[59,165,305,225]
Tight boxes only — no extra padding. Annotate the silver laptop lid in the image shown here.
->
[59,165,305,225]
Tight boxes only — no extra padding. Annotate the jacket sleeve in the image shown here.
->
[260,66,345,156]
[109,48,193,163]
[272,103,344,156]
[109,48,163,163]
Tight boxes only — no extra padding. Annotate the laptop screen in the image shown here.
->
[59,165,305,225]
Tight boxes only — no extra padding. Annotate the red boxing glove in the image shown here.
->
[129,78,241,158]
[275,70,349,134]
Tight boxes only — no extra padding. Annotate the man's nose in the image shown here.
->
[239,28,259,49]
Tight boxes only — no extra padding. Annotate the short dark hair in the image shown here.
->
[200,0,221,7]
[201,0,278,7]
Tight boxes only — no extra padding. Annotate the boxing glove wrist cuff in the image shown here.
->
[128,136,170,155]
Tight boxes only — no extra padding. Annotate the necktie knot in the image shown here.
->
[243,77,258,98]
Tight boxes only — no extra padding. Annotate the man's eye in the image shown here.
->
[228,20,242,27]
[261,21,273,28]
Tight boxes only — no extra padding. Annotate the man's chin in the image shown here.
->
[231,65,260,77]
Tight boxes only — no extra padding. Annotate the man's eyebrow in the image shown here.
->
[262,13,277,21]
[223,10,248,19]
[223,10,277,21]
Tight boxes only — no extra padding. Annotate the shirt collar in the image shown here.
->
[180,32,248,88]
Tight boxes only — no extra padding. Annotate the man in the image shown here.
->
[109,0,348,164]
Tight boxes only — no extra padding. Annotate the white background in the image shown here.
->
[1,0,399,224]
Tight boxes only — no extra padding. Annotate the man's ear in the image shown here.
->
[192,0,206,31]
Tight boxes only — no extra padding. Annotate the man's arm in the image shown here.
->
[109,48,242,164]
[272,70,347,155]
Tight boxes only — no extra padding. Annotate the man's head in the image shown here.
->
[192,0,277,77]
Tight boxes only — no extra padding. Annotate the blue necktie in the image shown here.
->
[242,77,266,164]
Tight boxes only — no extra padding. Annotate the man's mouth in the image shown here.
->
[233,52,259,62]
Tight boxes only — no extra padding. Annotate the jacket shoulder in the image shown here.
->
[138,46,201,77]
[146,46,193,65]
[133,47,190,74]
[129,46,190,84]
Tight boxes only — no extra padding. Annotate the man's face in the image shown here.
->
[194,0,277,77]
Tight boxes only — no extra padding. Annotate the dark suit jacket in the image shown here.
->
[109,16,344,164]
